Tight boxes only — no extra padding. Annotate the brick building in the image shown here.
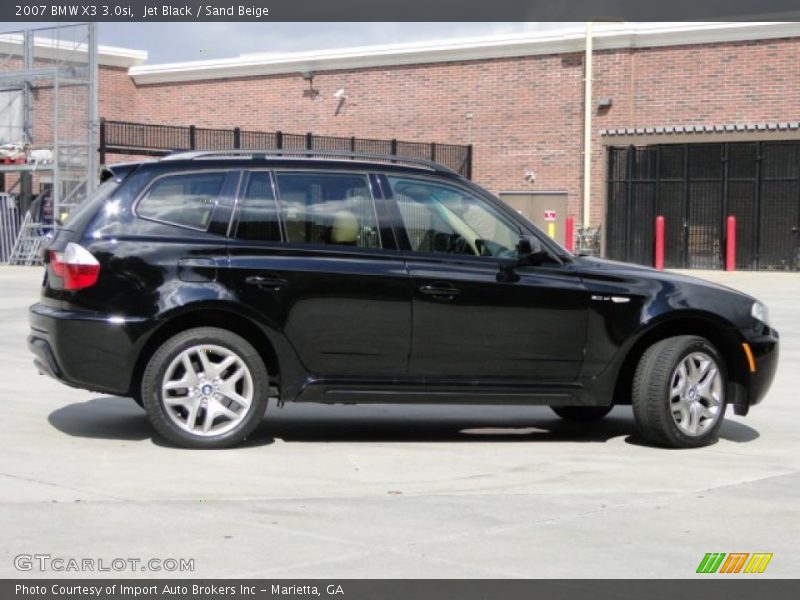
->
[93,23,800,268]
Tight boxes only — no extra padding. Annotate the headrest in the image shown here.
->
[331,210,359,244]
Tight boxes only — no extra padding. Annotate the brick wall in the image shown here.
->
[97,36,800,230]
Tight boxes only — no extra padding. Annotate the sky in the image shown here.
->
[3,22,582,63]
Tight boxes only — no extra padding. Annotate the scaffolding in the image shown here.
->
[0,23,98,264]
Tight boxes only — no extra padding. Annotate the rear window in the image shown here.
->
[137,172,226,230]
[60,178,120,229]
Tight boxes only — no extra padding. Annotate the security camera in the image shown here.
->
[300,71,314,81]
[333,88,347,99]
[524,170,536,183]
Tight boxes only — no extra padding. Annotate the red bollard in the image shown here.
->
[565,216,575,252]
[654,215,665,271]
[726,215,736,271]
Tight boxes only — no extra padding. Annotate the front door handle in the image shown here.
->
[245,274,288,289]
[419,284,462,299]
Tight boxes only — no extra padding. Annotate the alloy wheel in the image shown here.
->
[161,344,254,437]
[669,351,724,437]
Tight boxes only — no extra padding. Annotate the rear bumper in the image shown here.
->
[28,303,146,396]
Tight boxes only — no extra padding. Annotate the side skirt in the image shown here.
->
[294,379,586,406]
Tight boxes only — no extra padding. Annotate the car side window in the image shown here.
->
[275,172,381,249]
[387,177,520,258]
[137,171,226,230]
[235,171,281,242]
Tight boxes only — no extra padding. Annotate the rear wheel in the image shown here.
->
[141,327,269,449]
[632,335,727,448]
[551,406,613,422]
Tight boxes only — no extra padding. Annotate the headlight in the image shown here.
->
[751,301,770,326]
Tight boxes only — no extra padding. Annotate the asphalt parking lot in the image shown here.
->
[0,266,798,579]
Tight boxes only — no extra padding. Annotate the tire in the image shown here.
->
[551,406,613,421]
[141,327,269,449]
[632,335,727,448]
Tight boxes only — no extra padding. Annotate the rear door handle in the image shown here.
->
[245,274,288,289]
[419,284,462,299]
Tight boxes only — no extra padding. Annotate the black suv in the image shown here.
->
[29,151,778,449]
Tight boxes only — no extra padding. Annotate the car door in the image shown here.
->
[381,174,588,381]
[225,169,410,378]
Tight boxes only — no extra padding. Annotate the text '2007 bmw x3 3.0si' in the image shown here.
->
[28,150,779,449]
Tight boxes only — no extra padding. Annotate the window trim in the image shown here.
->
[133,169,231,233]
[271,169,384,251]
[230,169,284,242]
[379,172,570,267]
[380,173,523,263]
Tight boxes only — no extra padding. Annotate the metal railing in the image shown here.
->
[100,119,473,178]
[0,194,22,263]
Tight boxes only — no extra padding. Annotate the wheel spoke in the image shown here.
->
[698,404,715,420]
[180,354,199,385]
[671,369,686,398]
[696,358,712,381]
[217,403,239,420]
[211,355,238,378]
[164,379,190,391]
[686,357,698,383]
[164,395,191,407]
[221,388,251,409]
[197,349,214,377]
[696,367,718,399]
[686,404,700,435]
[222,365,246,386]
[184,397,200,430]
[201,403,216,433]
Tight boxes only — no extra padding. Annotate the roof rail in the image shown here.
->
[160,148,461,177]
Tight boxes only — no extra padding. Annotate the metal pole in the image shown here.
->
[754,142,762,270]
[99,118,106,165]
[655,215,665,271]
[582,21,593,229]
[726,216,736,271]
[20,30,34,214]
[22,30,34,145]
[87,22,98,194]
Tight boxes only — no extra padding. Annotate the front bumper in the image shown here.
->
[743,325,779,408]
[28,303,147,396]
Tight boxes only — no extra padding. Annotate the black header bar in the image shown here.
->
[5,579,800,600]
[4,0,800,22]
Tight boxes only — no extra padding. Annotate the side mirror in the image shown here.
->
[516,235,548,264]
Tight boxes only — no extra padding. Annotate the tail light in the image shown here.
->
[49,243,100,290]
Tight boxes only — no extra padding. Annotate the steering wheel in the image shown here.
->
[448,235,471,255]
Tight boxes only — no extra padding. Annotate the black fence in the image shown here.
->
[99,119,473,178]
[607,142,800,270]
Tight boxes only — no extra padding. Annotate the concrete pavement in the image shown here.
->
[1,266,798,578]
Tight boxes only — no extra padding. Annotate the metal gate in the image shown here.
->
[607,142,800,270]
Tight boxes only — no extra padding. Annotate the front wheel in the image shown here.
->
[141,327,269,449]
[632,335,727,448]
